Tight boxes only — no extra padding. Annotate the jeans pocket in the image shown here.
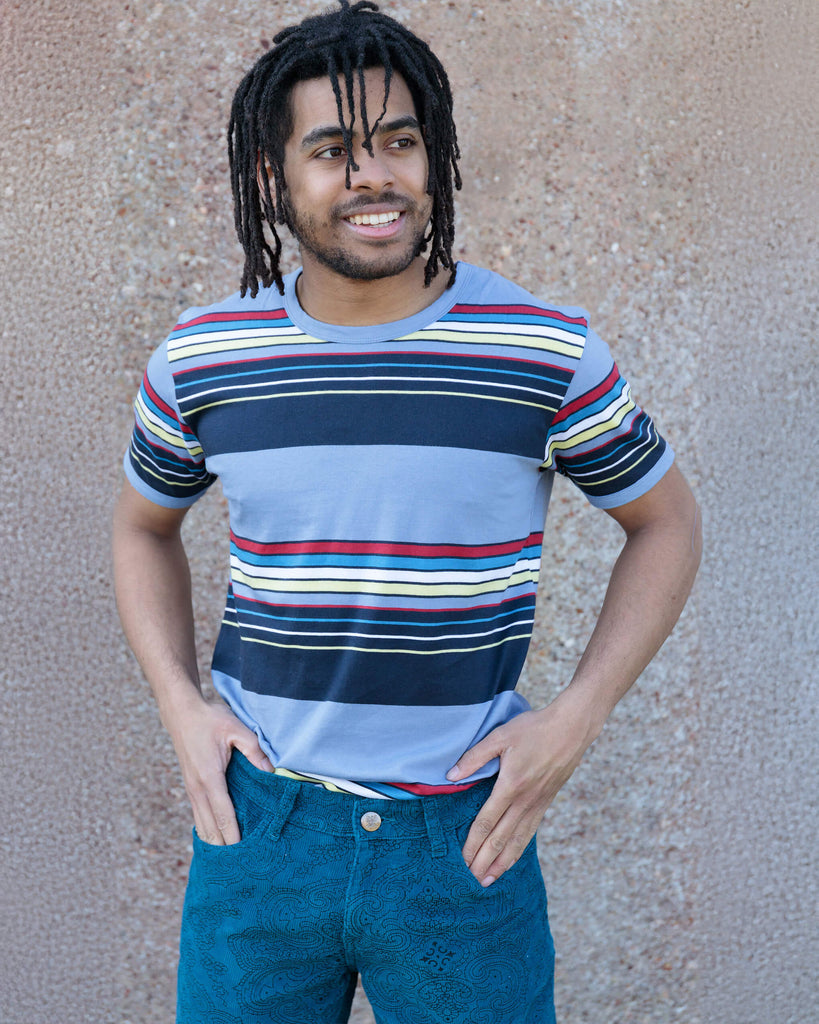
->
[447,817,540,896]
[191,783,275,862]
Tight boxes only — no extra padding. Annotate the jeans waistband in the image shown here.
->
[226,750,494,854]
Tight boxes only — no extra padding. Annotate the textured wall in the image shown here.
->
[1,2,815,1022]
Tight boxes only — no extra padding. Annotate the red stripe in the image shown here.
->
[450,304,588,327]
[176,308,290,329]
[551,363,620,425]
[142,375,177,420]
[234,592,538,616]
[173,348,571,375]
[388,780,480,796]
[231,531,543,558]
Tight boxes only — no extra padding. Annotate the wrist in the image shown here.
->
[550,681,610,746]
[156,679,208,737]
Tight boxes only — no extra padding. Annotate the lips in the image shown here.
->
[341,205,407,238]
[345,210,402,226]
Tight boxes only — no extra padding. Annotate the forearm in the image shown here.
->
[112,496,205,731]
[565,493,702,733]
[113,483,273,844]
[453,470,702,883]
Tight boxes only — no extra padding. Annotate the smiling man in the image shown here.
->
[113,2,701,1022]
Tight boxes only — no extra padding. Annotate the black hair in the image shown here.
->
[227,0,461,297]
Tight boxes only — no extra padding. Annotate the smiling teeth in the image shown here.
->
[347,211,401,226]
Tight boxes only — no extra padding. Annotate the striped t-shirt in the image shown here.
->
[124,262,673,798]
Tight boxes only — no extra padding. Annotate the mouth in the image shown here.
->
[345,210,402,226]
[342,208,406,238]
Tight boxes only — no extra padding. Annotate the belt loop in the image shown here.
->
[422,797,447,858]
[265,780,298,841]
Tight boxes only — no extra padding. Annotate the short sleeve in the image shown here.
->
[542,328,674,508]
[123,339,217,508]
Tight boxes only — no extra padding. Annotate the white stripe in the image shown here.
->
[229,556,542,586]
[547,384,634,445]
[427,320,585,345]
[230,569,539,598]
[568,430,655,480]
[135,399,191,451]
[181,373,563,406]
[239,616,535,644]
[171,324,302,346]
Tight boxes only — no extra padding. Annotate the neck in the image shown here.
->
[295,254,450,326]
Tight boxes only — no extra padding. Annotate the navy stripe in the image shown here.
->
[559,414,666,495]
[213,624,529,706]
[187,391,556,459]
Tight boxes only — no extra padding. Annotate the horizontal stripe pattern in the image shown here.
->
[543,363,665,497]
[124,263,671,795]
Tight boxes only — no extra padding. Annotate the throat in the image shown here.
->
[295,256,450,327]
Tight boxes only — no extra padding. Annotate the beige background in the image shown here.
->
[1,1,816,1021]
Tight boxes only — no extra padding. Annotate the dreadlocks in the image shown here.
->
[227,0,461,297]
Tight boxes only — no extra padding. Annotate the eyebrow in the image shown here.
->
[300,115,422,151]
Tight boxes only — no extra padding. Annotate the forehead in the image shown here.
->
[287,67,417,141]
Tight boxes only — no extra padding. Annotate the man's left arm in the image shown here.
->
[447,463,703,886]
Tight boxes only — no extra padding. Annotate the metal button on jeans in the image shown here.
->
[360,811,382,832]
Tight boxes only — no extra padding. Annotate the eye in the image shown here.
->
[387,136,417,150]
[315,144,346,160]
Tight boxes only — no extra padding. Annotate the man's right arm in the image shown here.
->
[112,480,273,845]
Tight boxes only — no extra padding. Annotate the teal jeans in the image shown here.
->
[178,751,555,1023]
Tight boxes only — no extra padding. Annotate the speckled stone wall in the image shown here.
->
[1,2,815,1022]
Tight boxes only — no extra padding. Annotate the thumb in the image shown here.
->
[446,729,505,782]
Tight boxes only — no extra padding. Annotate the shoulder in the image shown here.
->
[454,263,590,331]
[168,279,291,338]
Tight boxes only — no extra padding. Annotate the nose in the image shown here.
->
[348,147,394,192]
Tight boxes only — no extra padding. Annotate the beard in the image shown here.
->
[282,191,430,282]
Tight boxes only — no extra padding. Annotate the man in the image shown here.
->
[113,2,702,1021]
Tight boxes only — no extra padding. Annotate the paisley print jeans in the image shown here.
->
[178,751,555,1023]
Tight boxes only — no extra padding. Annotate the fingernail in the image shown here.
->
[481,875,496,888]
[446,767,460,781]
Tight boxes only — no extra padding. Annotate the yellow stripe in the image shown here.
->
[240,632,534,656]
[541,399,636,469]
[168,332,329,361]
[271,767,348,794]
[590,436,661,487]
[185,387,554,417]
[403,328,583,357]
[231,568,539,597]
[135,402,204,457]
[131,456,205,490]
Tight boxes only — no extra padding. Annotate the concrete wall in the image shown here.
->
[1,2,815,1021]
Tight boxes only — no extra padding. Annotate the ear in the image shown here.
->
[256,153,277,218]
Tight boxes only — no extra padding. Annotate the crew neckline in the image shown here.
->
[283,262,473,344]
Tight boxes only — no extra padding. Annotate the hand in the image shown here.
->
[167,697,274,846]
[446,687,602,886]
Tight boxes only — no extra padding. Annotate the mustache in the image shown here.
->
[332,192,415,217]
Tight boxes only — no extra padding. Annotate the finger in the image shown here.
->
[468,811,536,887]
[447,732,504,783]
[191,799,225,847]
[233,736,274,773]
[207,771,241,845]
[460,783,511,866]
[190,769,239,846]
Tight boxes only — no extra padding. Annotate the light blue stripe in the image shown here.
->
[176,359,570,392]
[229,547,542,572]
[171,318,294,339]
[230,578,542,611]
[211,675,531,789]
[440,311,587,335]
[234,602,535,629]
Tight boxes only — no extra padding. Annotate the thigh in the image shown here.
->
[176,773,357,1024]
[357,828,555,1024]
